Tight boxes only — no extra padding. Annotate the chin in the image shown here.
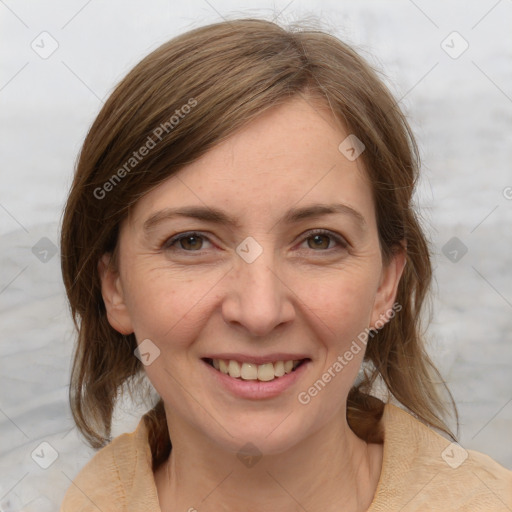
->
[204,406,321,458]
[215,427,304,459]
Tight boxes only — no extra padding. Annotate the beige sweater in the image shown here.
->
[60,403,512,511]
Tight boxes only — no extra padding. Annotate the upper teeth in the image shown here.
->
[212,359,301,381]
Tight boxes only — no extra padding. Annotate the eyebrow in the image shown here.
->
[142,203,367,233]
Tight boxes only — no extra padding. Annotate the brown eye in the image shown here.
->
[300,229,348,252]
[307,234,331,250]
[178,235,204,251]
[164,232,213,252]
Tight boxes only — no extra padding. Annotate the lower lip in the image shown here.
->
[203,360,310,400]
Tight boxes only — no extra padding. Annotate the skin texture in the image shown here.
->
[100,96,406,512]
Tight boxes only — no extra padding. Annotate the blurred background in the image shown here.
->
[1,0,511,510]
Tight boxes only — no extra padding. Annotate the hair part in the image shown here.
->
[61,17,458,471]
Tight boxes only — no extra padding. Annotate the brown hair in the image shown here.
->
[61,17,457,471]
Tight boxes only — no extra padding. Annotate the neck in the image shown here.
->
[155,409,383,512]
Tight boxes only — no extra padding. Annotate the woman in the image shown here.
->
[60,17,512,511]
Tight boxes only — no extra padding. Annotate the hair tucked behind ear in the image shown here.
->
[61,17,457,471]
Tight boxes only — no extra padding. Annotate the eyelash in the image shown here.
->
[162,229,348,254]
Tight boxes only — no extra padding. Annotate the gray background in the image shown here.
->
[1,1,511,510]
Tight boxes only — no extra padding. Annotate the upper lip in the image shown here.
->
[203,353,311,365]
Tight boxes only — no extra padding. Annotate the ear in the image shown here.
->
[98,253,134,335]
[370,243,407,330]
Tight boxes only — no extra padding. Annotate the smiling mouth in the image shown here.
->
[204,358,309,382]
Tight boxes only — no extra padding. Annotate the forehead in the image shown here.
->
[128,97,375,228]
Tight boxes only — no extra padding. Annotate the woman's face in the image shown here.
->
[101,96,404,455]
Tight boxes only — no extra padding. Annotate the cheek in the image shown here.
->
[300,265,380,344]
[121,261,224,350]
[120,238,382,349]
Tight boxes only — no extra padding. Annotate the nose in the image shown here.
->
[221,246,295,338]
